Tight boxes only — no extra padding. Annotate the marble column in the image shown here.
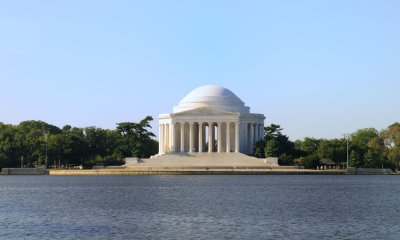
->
[202,125,206,151]
[163,124,167,153]
[226,122,231,152]
[260,124,264,141]
[217,122,222,153]
[167,124,170,152]
[165,124,169,152]
[163,124,166,153]
[198,122,203,152]
[180,122,185,153]
[208,122,213,153]
[159,124,163,154]
[250,123,254,153]
[162,124,166,153]
[243,123,247,153]
[189,122,194,153]
[255,123,259,143]
[170,123,175,152]
[235,122,240,153]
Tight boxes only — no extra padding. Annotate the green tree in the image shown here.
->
[265,138,279,157]
[59,127,85,166]
[296,137,321,156]
[364,149,378,168]
[349,150,363,167]
[0,123,22,168]
[387,146,400,168]
[82,127,107,163]
[253,140,265,158]
[116,116,157,158]
[294,154,320,168]
[278,152,295,166]
[17,121,61,167]
[264,124,283,140]
[263,124,296,165]
[351,128,379,150]
[0,118,161,169]
[381,123,400,148]
[382,123,400,168]
[316,139,346,164]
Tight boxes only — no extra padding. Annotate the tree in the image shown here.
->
[381,123,400,168]
[0,123,22,168]
[294,155,320,168]
[253,140,265,158]
[82,127,108,163]
[278,152,294,166]
[347,128,377,167]
[47,134,63,167]
[381,123,400,148]
[59,127,85,166]
[349,150,363,167]
[262,124,296,165]
[316,139,346,164]
[351,128,379,155]
[388,146,400,168]
[0,117,159,169]
[13,121,61,167]
[293,138,322,168]
[364,149,378,168]
[296,137,321,156]
[116,116,157,158]
[265,138,279,157]
[264,124,283,141]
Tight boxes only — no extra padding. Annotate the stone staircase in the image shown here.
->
[126,152,278,168]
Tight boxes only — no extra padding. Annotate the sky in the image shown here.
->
[0,0,399,140]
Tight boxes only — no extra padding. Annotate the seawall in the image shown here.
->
[346,167,392,175]
[49,168,344,175]
[1,168,47,175]
[3,167,393,176]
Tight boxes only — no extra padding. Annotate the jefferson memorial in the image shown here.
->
[158,85,265,155]
[125,85,278,167]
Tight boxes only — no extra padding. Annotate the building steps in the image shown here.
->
[125,152,278,168]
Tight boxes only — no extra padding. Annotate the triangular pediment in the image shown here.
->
[172,107,238,116]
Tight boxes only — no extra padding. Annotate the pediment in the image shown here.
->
[172,107,238,116]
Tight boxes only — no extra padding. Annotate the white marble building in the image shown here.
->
[158,85,265,155]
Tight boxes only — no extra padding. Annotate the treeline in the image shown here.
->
[0,116,158,169]
[254,123,400,169]
[2,117,399,170]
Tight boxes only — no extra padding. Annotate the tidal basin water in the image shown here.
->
[1,175,399,239]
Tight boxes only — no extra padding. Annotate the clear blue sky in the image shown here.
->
[1,0,399,140]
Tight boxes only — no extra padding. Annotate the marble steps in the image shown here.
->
[133,152,270,167]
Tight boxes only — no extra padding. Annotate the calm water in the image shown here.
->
[1,175,399,239]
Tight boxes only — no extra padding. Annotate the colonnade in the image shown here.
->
[159,121,264,154]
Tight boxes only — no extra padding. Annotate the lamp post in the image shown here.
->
[342,133,349,169]
[44,130,48,168]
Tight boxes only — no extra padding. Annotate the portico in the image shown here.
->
[159,121,265,154]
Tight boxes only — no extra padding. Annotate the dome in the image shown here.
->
[173,85,250,113]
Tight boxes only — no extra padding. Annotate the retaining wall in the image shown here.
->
[49,168,344,175]
[1,168,47,175]
[346,167,392,175]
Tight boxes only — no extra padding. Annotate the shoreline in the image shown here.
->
[2,168,394,176]
[48,168,344,175]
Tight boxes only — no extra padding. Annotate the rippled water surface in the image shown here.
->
[1,175,399,239]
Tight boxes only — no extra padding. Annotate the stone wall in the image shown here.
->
[49,168,344,175]
[346,167,392,175]
[1,168,47,175]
